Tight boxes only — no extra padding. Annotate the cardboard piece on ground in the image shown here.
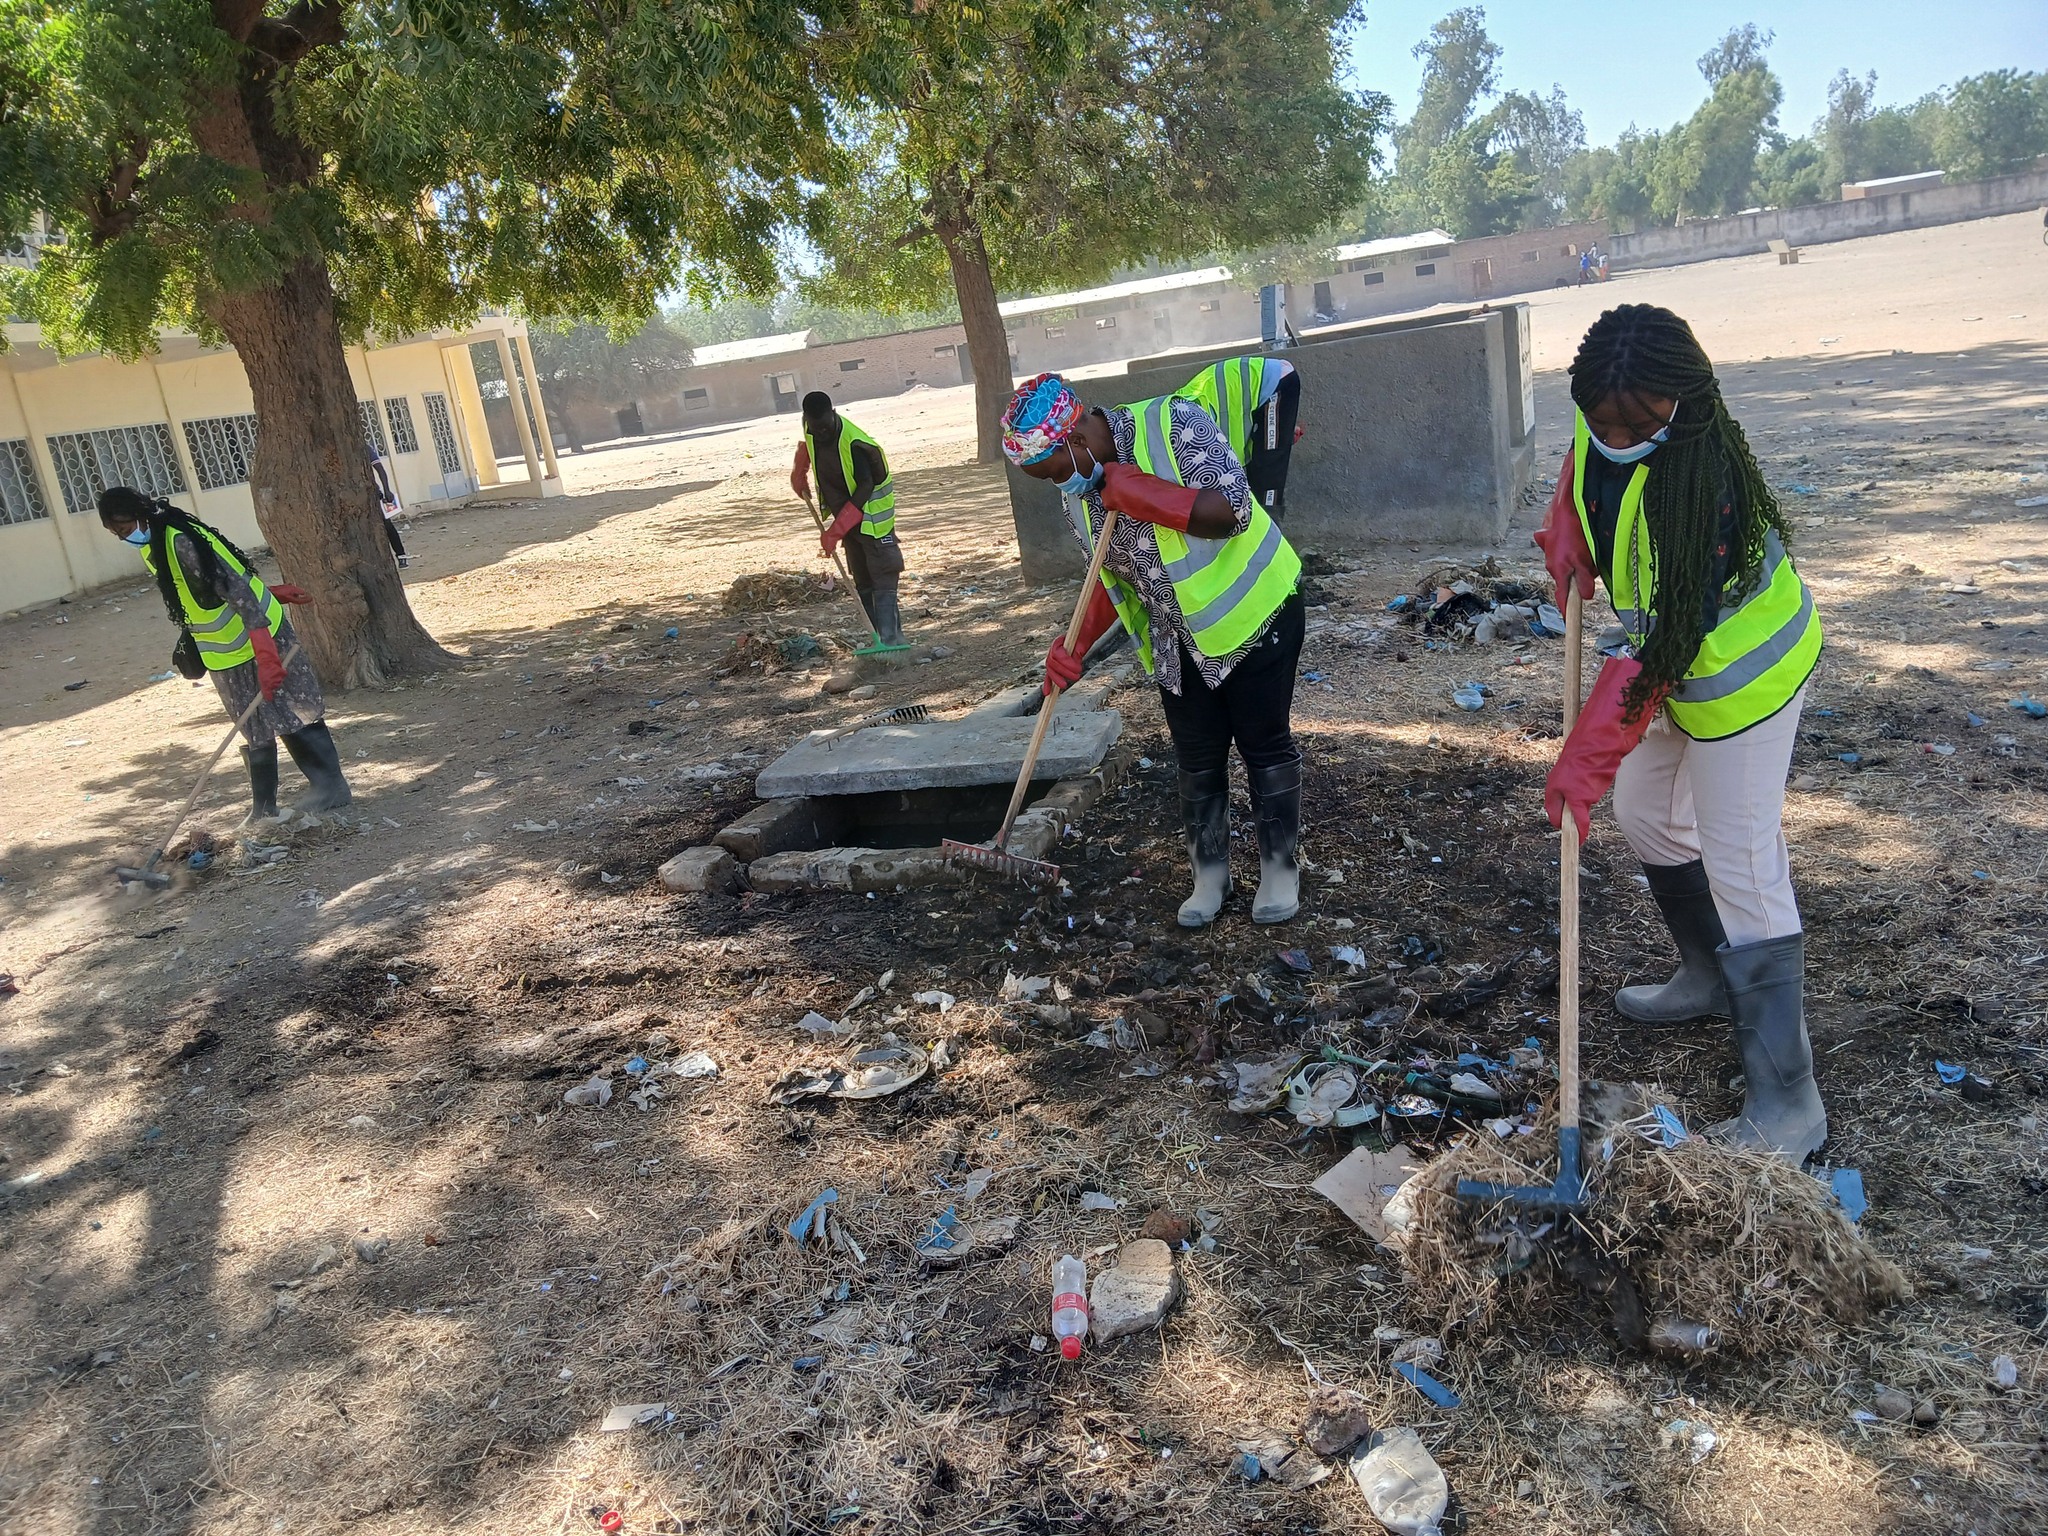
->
[600,1402,667,1433]
[1312,1143,1424,1247]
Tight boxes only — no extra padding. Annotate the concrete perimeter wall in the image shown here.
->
[1610,167,2048,270]
[1007,305,1535,582]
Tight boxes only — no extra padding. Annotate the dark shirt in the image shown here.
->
[810,425,884,510]
[1581,443,1737,634]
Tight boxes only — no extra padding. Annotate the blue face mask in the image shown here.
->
[123,526,150,547]
[1057,442,1104,499]
[1589,403,1678,465]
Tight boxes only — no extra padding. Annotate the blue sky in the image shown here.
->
[1344,1,2047,146]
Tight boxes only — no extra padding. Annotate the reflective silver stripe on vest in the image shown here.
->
[1178,515,1289,632]
[1142,397,1181,484]
[1626,530,1789,642]
[1235,356,1253,435]
[194,633,246,656]
[1673,580,1816,703]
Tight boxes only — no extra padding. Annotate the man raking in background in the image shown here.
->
[1174,355,1303,523]
[791,392,907,648]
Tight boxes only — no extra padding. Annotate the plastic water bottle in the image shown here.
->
[1051,1255,1089,1360]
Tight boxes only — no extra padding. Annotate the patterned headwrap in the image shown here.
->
[1000,372,1085,466]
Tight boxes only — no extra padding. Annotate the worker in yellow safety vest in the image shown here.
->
[1173,354,1303,522]
[790,392,906,645]
[97,486,351,823]
[1536,304,1825,1165]
[1002,372,1306,927]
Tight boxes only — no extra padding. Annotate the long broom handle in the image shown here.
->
[800,489,881,644]
[145,642,301,867]
[1558,588,1584,1135]
[992,506,1121,852]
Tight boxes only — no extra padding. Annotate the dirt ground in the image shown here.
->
[4,210,2046,1536]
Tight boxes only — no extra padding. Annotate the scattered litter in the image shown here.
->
[562,1075,612,1108]
[795,1010,853,1036]
[1991,1355,2019,1390]
[2017,496,2048,508]
[671,1051,718,1079]
[1393,1362,1461,1409]
[1000,972,1051,1002]
[600,1402,667,1433]
[1451,683,1485,711]
[1078,1191,1121,1212]
[1276,948,1313,974]
[912,990,957,1012]
[788,1187,838,1244]
[2010,695,2047,719]
[512,819,560,834]
[1330,945,1369,971]
[767,1067,839,1105]
[1348,1427,1449,1536]
[1661,1418,1719,1464]
[1226,1051,1305,1114]
[831,1040,928,1099]
[917,1205,963,1256]
[1935,1059,1966,1085]
[1838,752,1861,765]
[1235,1433,1331,1490]
[1391,1336,1444,1367]
[1313,1143,1424,1247]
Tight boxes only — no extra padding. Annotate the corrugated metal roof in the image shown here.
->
[1329,230,1456,263]
[690,329,814,366]
[998,266,1234,320]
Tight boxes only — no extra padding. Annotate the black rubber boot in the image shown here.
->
[1176,767,1232,928]
[870,591,907,647]
[1248,756,1302,924]
[1709,933,1827,1166]
[239,742,280,826]
[280,722,353,813]
[1616,859,1731,1023]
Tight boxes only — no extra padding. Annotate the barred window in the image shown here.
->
[45,424,185,515]
[384,396,420,454]
[182,413,260,490]
[0,440,49,525]
[357,399,389,456]
[421,392,463,475]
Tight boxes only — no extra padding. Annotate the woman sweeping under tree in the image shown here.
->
[1537,304,1826,1164]
[97,487,352,823]
[1002,373,1306,927]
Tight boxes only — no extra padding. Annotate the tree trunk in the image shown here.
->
[937,218,1014,463]
[209,260,457,689]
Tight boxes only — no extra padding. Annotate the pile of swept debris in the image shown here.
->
[1391,556,1564,647]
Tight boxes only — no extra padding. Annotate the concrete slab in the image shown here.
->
[755,710,1122,799]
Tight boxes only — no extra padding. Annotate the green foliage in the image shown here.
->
[1754,134,1829,209]
[1935,70,2048,180]
[1396,6,1502,176]
[1653,29,1784,220]
[803,0,1386,313]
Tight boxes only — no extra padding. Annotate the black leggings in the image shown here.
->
[1244,372,1301,523]
[1157,591,1304,780]
[383,516,406,559]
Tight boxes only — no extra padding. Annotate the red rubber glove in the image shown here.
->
[1043,579,1120,697]
[820,501,861,557]
[269,583,311,604]
[1099,461,1196,532]
[1533,448,1598,604]
[250,628,287,702]
[1544,655,1665,840]
[790,442,811,502]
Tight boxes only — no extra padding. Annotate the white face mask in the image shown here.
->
[1589,401,1678,464]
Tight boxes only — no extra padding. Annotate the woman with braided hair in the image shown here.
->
[97,487,352,822]
[1535,304,1826,1164]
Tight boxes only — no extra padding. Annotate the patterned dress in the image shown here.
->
[172,533,328,748]
[1063,397,1269,695]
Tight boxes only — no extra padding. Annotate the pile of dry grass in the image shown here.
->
[1404,1099,1911,1358]
[723,568,839,614]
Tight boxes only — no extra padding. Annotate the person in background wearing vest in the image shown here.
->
[1536,304,1826,1164]
[1173,355,1303,522]
[96,487,353,822]
[790,392,906,646]
[1001,373,1306,927]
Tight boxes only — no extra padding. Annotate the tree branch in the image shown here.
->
[86,134,150,244]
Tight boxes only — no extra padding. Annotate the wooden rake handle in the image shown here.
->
[1557,588,1585,1134]
[992,506,1121,852]
[800,490,878,643]
[144,641,302,869]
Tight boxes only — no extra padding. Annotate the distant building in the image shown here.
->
[1841,170,1945,200]
[1,318,560,613]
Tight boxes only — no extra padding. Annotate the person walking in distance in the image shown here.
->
[1536,304,1825,1163]
[96,487,352,821]
[1002,373,1306,926]
[790,392,906,646]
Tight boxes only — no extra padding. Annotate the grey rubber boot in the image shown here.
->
[281,722,353,813]
[1248,757,1302,924]
[1708,933,1827,1166]
[855,586,879,631]
[1616,859,1731,1023]
[869,591,907,647]
[238,742,280,826]
[1176,767,1232,928]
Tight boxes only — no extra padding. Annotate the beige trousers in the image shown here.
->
[1610,687,1806,946]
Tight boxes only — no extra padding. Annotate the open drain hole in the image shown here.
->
[798,782,1062,851]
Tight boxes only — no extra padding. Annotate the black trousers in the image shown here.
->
[1244,371,1301,523]
[841,530,903,621]
[383,516,406,559]
[1157,591,1304,780]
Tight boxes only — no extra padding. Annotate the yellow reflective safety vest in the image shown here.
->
[1074,394,1301,677]
[805,417,896,538]
[141,523,285,671]
[1571,411,1821,739]
[1173,354,1281,464]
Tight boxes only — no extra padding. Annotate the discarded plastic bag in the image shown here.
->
[831,1040,929,1100]
[1348,1427,1448,1536]
[563,1075,613,1108]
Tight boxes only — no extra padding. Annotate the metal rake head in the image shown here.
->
[941,838,1061,887]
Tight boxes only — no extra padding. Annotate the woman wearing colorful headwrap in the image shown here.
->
[1002,373,1307,926]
